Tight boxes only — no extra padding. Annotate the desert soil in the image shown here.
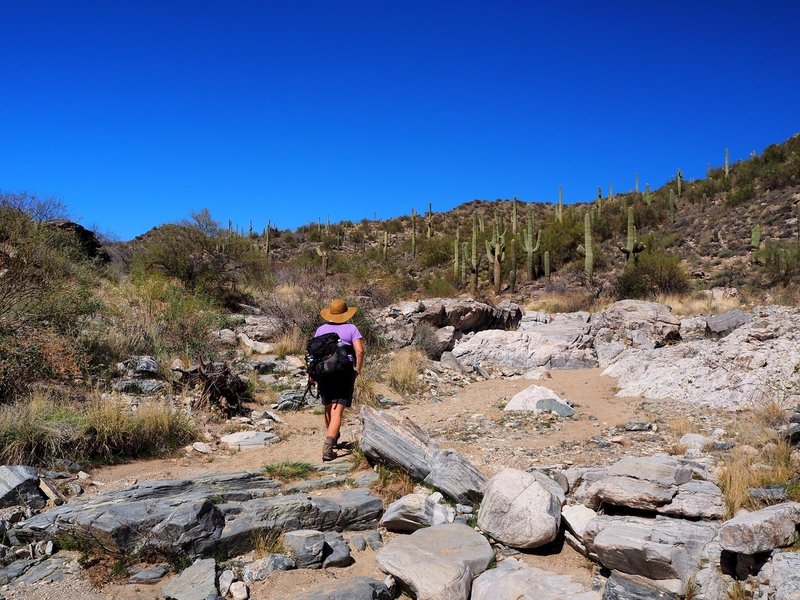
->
[3,368,734,600]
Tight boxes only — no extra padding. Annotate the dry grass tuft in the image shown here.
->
[668,417,696,438]
[0,390,196,466]
[385,349,427,396]
[655,292,741,317]
[371,464,415,504]
[273,327,306,359]
[354,374,380,407]
[718,439,797,518]
[526,291,606,314]
[252,528,284,559]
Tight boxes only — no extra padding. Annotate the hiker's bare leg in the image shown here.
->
[326,403,346,439]
[324,404,332,429]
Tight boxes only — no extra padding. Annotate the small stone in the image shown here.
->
[192,442,212,454]
[229,581,248,600]
[625,422,653,431]
[218,570,235,596]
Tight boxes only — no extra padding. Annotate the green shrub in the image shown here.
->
[129,209,269,306]
[615,251,690,299]
[0,194,103,401]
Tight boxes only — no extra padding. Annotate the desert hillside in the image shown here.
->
[0,133,799,600]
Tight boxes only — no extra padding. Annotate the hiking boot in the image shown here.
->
[322,437,337,462]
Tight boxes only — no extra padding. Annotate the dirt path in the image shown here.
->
[12,368,697,599]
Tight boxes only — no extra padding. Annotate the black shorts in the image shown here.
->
[319,371,356,408]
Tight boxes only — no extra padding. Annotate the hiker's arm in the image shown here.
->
[353,338,365,375]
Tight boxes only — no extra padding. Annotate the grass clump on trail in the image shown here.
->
[0,390,196,466]
[262,461,314,482]
[386,349,427,396]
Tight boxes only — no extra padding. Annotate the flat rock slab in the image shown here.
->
[504,385,576,417]
[161,558,217,600]
[220,431,280,449]
[376,523,493,600]
[719,502,800,554]
[0,465,45,509]
[472,558,600,600]
[9,472,381,560]
[706,309,752,339]
[607,456,692,487]
[360,407,485,504]
[602,571,681,600]
[583,515,718,582]
[293,576,392,600]
[478,468,564,549]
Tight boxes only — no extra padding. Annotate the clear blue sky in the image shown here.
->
[1,1,798,240]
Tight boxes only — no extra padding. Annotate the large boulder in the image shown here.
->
[471,558,600,600]
[590,300,681,367]
[360,407,485,504]
[583,515,719,582]
[580,456,724,520]
[0,466,45,509]
[477,468,564,549]
[603,305,800,409]
[719,502,800,555]
[376,523,493,600]
[374,298,523,350]
[451,310,597,371]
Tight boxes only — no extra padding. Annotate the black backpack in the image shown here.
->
[305,332,354,383]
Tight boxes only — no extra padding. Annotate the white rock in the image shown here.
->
[471,557,599,600]
[477,468,563,549]
[219,431,280,450]
[192,442,212,454]
[719,502,800,554]
[504,385,576,417]
[237,333,274,354]
[230,581,249,600]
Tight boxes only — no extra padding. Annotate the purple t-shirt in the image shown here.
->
[314,323,363,347]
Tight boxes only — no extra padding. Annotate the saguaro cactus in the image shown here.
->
[383,231,389,259]
[470,212,480,295]
[523,206,541,281]
[425,202,433,239]
[619,206,645,264]
[576,213,594,286]
[609,181,614,203]
[264,220,271,256]
[677,169,683,197]
[315,246,329,275]
[544,250,550,281]
[725,148,730,179]
[509,198,518,292]
[556,186,564,223]
[751,224,761,263]
[485,211,506,294]
[644,184,651,208]
[461,241,468,286]
[635,174,639,194]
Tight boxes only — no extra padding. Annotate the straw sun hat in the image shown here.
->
[320,299,357,323]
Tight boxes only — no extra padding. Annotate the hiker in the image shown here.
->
[313,298,364,461]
